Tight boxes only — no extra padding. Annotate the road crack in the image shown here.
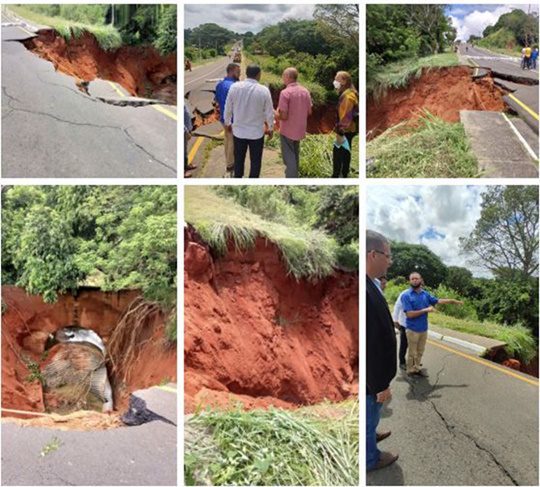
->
[122,127,176,174]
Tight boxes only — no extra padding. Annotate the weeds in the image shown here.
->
[25,359,45,385]
[367,112,479,178]
[185,400,359,486]
[40,437,62,457]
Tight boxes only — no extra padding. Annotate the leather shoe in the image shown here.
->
[372,451,399,470]
[376,430,391,442]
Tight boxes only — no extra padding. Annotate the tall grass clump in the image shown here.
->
[367,111,479,178]
[185,400,359,486]
[185,187,338,280]
[300,134,359,178]
[368,52,459,99]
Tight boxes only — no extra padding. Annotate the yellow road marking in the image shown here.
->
[152,104,177,121]
[107,81,176,121]
[428,339,539,387]
[508,93,539,120]
[107,80,126,98]
[16,25,33,37]
[188,136,204,164]
[157,385,177,394]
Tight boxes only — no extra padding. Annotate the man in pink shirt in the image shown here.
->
[275,68,312,178]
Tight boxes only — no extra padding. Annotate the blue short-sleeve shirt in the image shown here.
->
[401,288,439,332]
[215,77,236,123]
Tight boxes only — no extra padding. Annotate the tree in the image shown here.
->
[461,186,539,278]
[387,241,448,287]
[154,5,177,55]
[314,4,359,50]
[405,5,454,55]
[445,266,474,296]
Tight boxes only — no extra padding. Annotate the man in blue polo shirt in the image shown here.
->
[401,272,463,376]
[215,63,240,172]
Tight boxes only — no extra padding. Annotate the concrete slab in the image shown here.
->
[429,324,506,355]
[130,384,177,425]
[510,117,539,159]
[504,90,539,134]
[193,121,224,139]
[460,110,538,177]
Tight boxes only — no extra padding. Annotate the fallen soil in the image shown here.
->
[184,227,359,413]
[367,66,507,138]
[1,286,176,429]
[22,29,177,105]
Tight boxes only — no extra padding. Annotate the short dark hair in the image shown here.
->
[246,64,261,79]
[366,230,388,253]
[409,272,422,279]
[226,63,239,75]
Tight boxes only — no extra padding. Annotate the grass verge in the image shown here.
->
[185,400,359,486]
[9,5,122,50]
[368,52,459,100]
[185,187,338,280]
[367,112,479,178]
[429,313,536,363]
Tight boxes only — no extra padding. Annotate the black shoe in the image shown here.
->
[376,430,391,443]
[416,369,428,377]
[371,451,399,471]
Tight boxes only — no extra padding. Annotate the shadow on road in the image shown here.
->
[367,461,405,485]
[395,372,469,402]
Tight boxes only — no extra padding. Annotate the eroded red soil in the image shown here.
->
[367,66,507,138]
[1,286,176,426]
[23,29,177,105]
[184,230,359,413]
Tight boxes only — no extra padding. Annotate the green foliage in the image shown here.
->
[2,186,176,308]
[185,23,236,54]
[481,9,538,47]
[367,113,478,178]
[432,284,478,320]
[315,186,359,246]
[478,27,518,51]
[446,266,474,296]
[460,186,539,278]
[185,401,359,486]
[366,5,456,87]
[58,4,108,24]
[25,359,45,385]
[153,5,177,55]
[387,241,448,288]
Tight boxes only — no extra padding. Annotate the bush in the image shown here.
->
[431,284,478,320]
[58,5,108,25]
[154,5,177,55]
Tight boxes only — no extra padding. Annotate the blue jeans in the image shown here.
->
[367,394,383,470]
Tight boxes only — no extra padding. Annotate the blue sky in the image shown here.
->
[446,4,539,41]
[367,185,488,276]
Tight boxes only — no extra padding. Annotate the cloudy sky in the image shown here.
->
[367,185,489,276]
[184,4,315,33]
[446,4,539,42]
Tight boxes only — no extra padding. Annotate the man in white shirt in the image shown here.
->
[224,64,274,178]
[392,289,408,370]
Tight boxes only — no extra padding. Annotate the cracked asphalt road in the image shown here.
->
[1,25,177,177]
[368,339,538,485]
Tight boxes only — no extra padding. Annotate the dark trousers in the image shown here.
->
[332,132,356,178]
[233,136,264,178]
[399,326,408,366]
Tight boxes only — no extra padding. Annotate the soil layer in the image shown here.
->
[22,29,177,105]
[184,231,359,413]
[367,66,507,138]
[1,286,176,422]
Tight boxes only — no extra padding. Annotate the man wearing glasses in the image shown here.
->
[366,230,398,471]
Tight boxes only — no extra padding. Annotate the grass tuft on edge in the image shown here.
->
[185,400,359,486]
[185,187,338,280]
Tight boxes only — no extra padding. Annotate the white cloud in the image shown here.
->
[366,186,488,276]
[450,6,512,41]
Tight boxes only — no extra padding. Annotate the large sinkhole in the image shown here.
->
[184,228,359,413]
[1,286,176,429]
[367,66,508,139]
[20,29,177,105]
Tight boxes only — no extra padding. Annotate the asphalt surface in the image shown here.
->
[367,339,538,486]
[460,44,539,132]
[1,23,177,177]
[1,385,177,486]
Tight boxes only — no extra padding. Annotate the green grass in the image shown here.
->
[185,400,359,486]
[368,53,459,100]
[9,5,122,50]
[429,313,536,364]
[367,112,479,178]
[185,187,338,280]
[40,437,62,457]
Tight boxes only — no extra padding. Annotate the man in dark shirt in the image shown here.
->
[366,230,399,471]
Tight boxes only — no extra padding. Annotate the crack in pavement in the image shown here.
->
[122,127,176,174]
[406,357,519,485]
[35,72,100,103]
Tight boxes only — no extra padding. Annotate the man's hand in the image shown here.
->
[393,321,401,330]
[226,125,233,133]
[426,306,436,313]
[453,300,464,305]
[376,388,392,403]
[267,130,274,141]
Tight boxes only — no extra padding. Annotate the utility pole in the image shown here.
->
[111,4,114,26]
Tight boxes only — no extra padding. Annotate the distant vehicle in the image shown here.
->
[233,51,241,63]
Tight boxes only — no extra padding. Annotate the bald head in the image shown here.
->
[282,67,298,85]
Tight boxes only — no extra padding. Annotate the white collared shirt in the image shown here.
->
[224,78,274,140]
[393,290,407,328]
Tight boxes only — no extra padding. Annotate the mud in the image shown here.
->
[1,286,176,428]
[22,29,177,105]
[184,229,359,413]
[367,66,507,138]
